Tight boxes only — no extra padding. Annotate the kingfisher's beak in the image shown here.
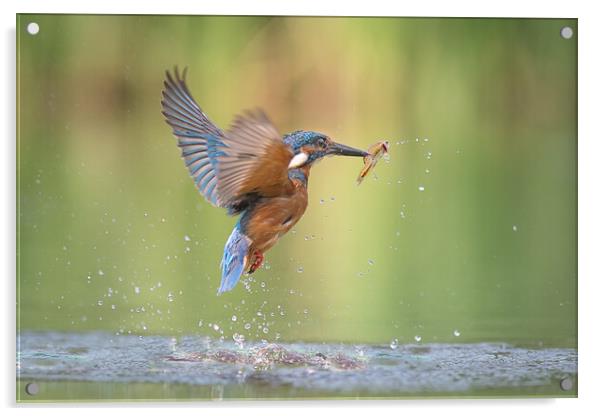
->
[328,142,369,157]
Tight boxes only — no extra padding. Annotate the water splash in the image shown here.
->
[18,331,577,398]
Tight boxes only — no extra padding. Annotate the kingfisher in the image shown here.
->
[161,68,368,294]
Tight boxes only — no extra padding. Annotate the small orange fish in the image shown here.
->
[357,140,389,184]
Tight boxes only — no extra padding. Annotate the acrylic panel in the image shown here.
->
[16,14,577,401]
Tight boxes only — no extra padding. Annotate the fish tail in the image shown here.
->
[356,155,373,184]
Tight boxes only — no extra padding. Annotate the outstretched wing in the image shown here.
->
[161,68,294,211]
[161,67,225,206]
[218,110,295,206]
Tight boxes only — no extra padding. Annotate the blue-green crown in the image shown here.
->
[283,130,327,152]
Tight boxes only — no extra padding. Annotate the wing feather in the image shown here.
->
[217,110,294,205]
[161,68,294,212]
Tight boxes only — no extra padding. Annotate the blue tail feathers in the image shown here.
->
[218,225,250,294]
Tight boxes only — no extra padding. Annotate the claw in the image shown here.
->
[248,251,264,274]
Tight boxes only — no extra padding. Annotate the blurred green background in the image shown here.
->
[17,15,577,347]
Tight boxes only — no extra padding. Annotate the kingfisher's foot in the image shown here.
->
[248,251,264,274]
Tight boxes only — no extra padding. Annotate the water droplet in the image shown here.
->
[453,329,461,337]
[425,169,430,174]
[418,185,425,192]
[303,309,308,314]
[319,199,324,204]
[111,304,116,310]
[212,324,220,332]
[244,323,252,330]
[330,196,335,201]
[167,292,174,302]
[414,335,422,342]
[262,327,269,334]
[231,315,237,322]
[297,266,304,273]
[98,269,104,276]
[425,151,432,160]
[400,211,406,218]
[390,338,399,349]
[512,225,518,232]
[97,300,103,306]
[233,333,245,347]
[134,287,140,294]
[368,259,374,266]
[184,235,191,241]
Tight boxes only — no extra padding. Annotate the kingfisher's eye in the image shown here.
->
[317,138,327,149]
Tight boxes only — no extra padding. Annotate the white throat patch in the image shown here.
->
[288,152,309,169]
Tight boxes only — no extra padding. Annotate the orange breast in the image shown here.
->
[245,184,308,254]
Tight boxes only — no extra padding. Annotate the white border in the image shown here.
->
[2,0,601,414]
[0,0,587,17]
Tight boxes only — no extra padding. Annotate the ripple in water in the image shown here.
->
[18,331,577,398]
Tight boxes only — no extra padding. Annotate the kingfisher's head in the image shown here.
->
[283,130,368,169]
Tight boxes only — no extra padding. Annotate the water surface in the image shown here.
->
[17,331,577,401]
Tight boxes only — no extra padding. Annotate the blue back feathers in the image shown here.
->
[218,221,249,294]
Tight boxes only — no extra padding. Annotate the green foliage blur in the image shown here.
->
[17,15,577,347]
